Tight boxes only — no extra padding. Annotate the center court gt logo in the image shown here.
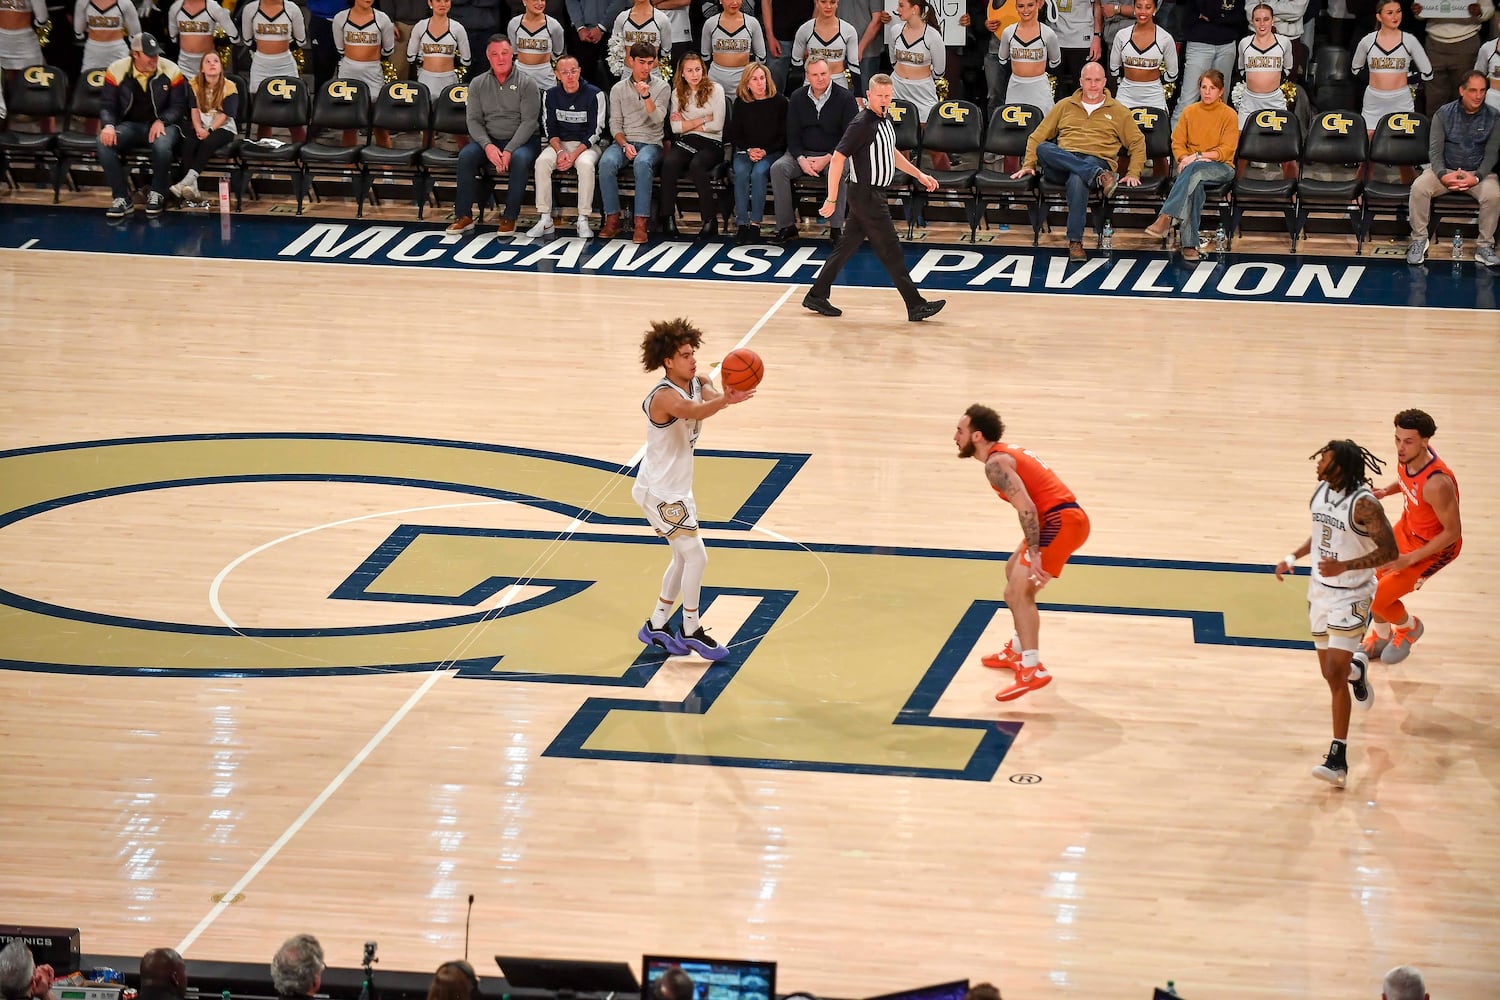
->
[0,434,1311,779]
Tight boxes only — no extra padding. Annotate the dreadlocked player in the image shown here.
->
[1275,440,1399,788]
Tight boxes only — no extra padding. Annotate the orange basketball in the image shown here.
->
[720,348,764,393]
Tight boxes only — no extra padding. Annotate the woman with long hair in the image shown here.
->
[1143,69,1237,261]
[169,50,240,201]
[658,50,727,236]
[1352,0,1431,137]
[726,61,787,242]
[996,0,1059,113]
[888,0,947,168]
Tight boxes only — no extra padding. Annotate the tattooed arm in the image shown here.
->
[985,451,1048,584]
[1318,494,1400,576]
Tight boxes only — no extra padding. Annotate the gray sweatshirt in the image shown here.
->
[608,73,670,145]
[466,66,542,151]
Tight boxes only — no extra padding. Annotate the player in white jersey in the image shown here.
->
[1275,440,1398,789]
[633,319,754,662]
[1107,0,1175,110]
[999,0,1061,112]
[0,0,49,73]
[1352,0,1431,134]
[167,0,239,80]
[1476,37,1500,112]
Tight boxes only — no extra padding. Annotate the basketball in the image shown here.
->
[720,348,764,393]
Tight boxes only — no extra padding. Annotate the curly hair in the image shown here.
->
[964,403,1005,442]
[1311,439,1385,495]
[1394,408,1436,439]
[641,317,704,371]
[270,935,325,996]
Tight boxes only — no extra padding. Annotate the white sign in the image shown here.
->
[885,0,967,47]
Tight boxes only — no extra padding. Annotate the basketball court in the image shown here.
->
[1,204,1497,1000]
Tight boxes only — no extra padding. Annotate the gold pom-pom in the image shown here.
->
[1282,80,1297,107]
[1164,80,1176,101]
[293,47,305,72]
[455,62,466,81]
[935,75,949,101]
[381,58,395,83]
[35,20,52,46]
[216,41,232,67]
[659,54,672,83]
[1047,72,1056,97]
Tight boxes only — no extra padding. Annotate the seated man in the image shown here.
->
[768,56,857,243]
[1011,60,1144,261]
[1406,70,1500,267]
[98,34,187,219]
[529,53,607,238]
[598,42,670,242]
[447,34,542,235]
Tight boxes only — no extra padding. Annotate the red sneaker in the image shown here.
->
[980,640,1020,671]
[995,664,1052,702]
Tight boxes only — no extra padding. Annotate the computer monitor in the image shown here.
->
[863,980,970,1000]
[639,956,776,1000]
[495,957,641,995]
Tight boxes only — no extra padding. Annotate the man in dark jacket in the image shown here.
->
[98,33,188,219]
[767,57,857,242]
[1172,0,1242,127]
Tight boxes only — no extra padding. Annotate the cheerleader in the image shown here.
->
[241,0,306,97]
[332,0,395,93]
[507,0,564,91]
[1107,0,1175,110]
[791,0,860,92]
[997,0,1059,112]
[408,0,470,98]
[74,0,140,73]
[701,0,766,97]
[1234,4,1293,128]
[0,0,48,77]
[1351,0,1430,136]
[166,0,239,81]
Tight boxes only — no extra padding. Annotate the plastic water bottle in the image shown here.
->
[1165,982,1179,997]
[1452,230,1464,262]
[1213,224,1228,255]
[1101,220,1113,250]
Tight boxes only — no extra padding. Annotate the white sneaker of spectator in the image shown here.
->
[576,215,594,239]
[526,214,556,238]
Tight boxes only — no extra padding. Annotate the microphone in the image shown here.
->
[464,894,475,964]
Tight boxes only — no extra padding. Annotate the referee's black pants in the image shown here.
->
[810,181,922,310]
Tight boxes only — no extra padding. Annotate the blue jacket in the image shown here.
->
[100,54,189,128]
[543,80,607,145]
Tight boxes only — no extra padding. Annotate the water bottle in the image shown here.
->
[1165,982,1179,997]
[1214,224,1228,255]
[1101,220,1113,250]
[1452,230,1464,261]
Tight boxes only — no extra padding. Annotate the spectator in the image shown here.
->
[447,34,542,233]
[380,0,428,81]
[241,0,309,101]
[427,963,480,1000]
[75,0,141,73]
[450,0,506,55]
[564,0,612,86]
[165,0,240,81]
[791,0,862,92]
[727,60,787,240]
[657,50,726,233]
[508,0,565,89]
[169,49,240,199]
[271,935,324,1000]
[1479,28,1500,112]
[1235,3,1295,127]
[1406,69,1499,266]
[0,940,53,1000]
[1172,0,1240,127]
[598,40,670,239]
[408,0,472,97]
[1011,60,1145,260]
[1381,966,1429,1000]
[529,51,606,236]
[1108,0,1177,110]
[1415,0,1492,115]
[768,55,857,240]
[99,33,187,219]
[762,0,813,91]
[702,0,766,94]
[1352,0,1430,135]
[995,0,1060,113]
[333,0,397,93]
[304,0,347,88]
[137,949,188,1000]
[1144,67,1236,259]
[0,0,49,80]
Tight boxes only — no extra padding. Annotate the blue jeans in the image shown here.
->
[1035,141,1110,243]
[1161,159,1234,247]
[455,135,540,220]
[598,141,662,218]
[767,38,793,93]
[1172,42,1238,128]
[98,121,178,199]
[732,150,777,225]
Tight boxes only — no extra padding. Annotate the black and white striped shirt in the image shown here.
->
[836,107,896,186]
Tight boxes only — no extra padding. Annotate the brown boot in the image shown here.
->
[633,216,649,243]
[600,213,621,239]
[1143,214,1172,239]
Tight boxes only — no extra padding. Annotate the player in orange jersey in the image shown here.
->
[956,404,1091,702]
[1362,409,1463,664]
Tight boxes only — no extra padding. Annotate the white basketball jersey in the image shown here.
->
[638,377,702,499]
[1308,482,1378,590]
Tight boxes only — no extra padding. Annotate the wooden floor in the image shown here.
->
[1,247,1498,1000]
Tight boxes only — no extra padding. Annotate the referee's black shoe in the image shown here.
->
[907,298,946,322]
[802,292,842,316]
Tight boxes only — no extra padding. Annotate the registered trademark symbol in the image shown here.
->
[1008,773,1042,784]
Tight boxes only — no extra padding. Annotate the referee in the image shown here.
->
[802,74,946,323]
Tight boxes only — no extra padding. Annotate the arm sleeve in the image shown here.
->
[996,23,1012,64]
[1427,109,1446,172]
[609,82,624,135]
[790,20,809,65]
[289,4,307,46]
[541,88,555,139]
[381,11,396,56]
[1214,111,1237,161]
[122,2,142,37]
[506,13,519,44]
[211,1,239,41]
[589,87,608,144]
[1122,116,1146,176]
[646,76,669,122]
[407,17,425,59]
[30,0,47,24]
[1478,124,1499,178]
[1407,34,1432,81]
[1170,106,1189,160]
[567,0,584,23]
[549,16,564,52]
[73,0,87,40]
[223,84,241,119]
[700,14,716,56]
[454,22,471,63]
[1046,26,1061,68]
[927,24,944,74]
[507,77,542,148]
[467,81,490,144]
[1350,32,1372,73]
[785,93,806,154]
[332,9,347,53]
[704,80,726,132]
[1160,28,1178,82]
[166,0,183,39]
[749,14,766,58]
[845,20,861,63]
[1108,27,1123,73]
[239,1,256,46]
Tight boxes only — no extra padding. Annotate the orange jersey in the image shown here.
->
[986,441,1078,513]
[1396,448,1459,542]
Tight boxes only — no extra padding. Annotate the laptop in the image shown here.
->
[640,955,777,1000]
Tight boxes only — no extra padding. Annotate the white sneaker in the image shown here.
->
[1476,244,1500,268]
[576,216,594,239]
[169,181,186,199]
[525,214,555,238]
[183,185,201,201]
[1348,653,1374,712]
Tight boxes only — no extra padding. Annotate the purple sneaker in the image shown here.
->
[679,626,730,661]
[638,620,688,656]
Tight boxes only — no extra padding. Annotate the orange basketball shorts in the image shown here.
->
[1021,502,1091,578]
[1374,517,1461,604]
